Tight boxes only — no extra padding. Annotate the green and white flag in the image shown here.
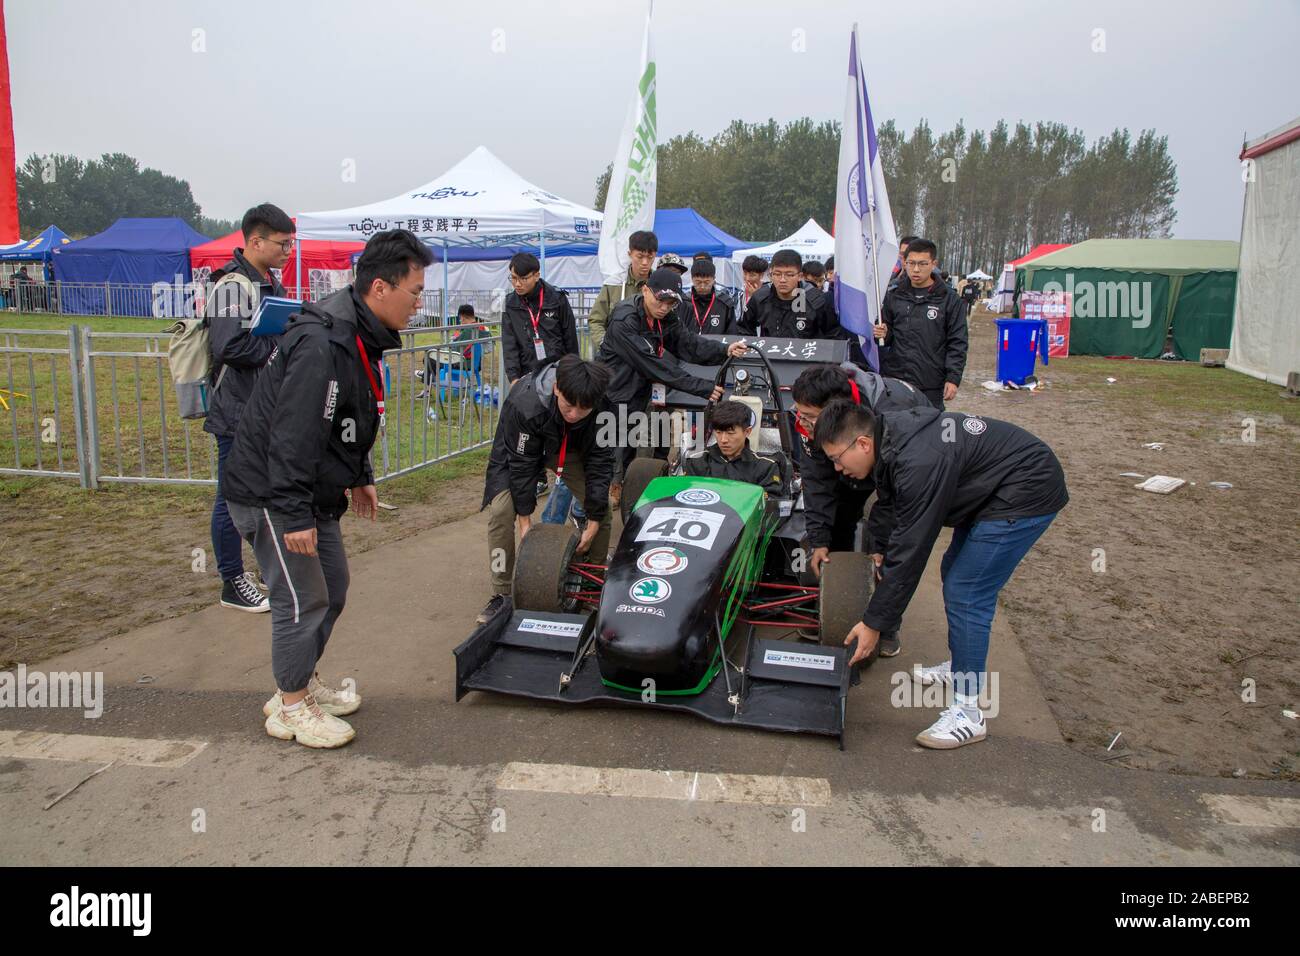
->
[598,8,657,281]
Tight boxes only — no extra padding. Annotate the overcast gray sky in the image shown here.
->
[9,0,1298,242]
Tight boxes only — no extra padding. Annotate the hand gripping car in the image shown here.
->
[454,341,876,747]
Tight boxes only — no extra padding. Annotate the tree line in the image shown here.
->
[16,152,237,239]
[595,118,1178,274]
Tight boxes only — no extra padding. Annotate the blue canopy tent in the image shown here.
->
[53,218,211,316]
[652,208,754,259]
[0,225,70,263]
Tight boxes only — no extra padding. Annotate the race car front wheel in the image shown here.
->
[513,523,579,613]
[818,552,877,661]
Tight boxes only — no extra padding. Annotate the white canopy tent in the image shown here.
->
[965,269,994,281]
[732,218,835,265]
[1229,114,1300,386]
[296,146,604,313]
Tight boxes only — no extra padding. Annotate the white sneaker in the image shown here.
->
[913,659,953,688]
[264,693,355,749]
[262,673,361,717]
[915,704,987,750]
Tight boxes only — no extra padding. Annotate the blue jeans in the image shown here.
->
[541,477,587,524]
[211,434,245,581]
[940,512,1056,697]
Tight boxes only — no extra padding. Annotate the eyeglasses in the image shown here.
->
[827,435,868,465]
[256,236,295,253]
[770,270,800,280]
[387,281,424,301]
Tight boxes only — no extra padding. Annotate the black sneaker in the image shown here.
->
[535,479,549,499]
[476,594,507,625]
[221,575,270,613]
[878,631,901,657]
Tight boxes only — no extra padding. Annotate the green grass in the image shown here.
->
[1048,352,1300,425]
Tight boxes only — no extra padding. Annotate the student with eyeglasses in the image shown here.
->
[204,203,295,615]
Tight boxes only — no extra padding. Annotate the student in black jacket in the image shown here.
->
[222,229,433,750]
[815,401,1067,750]
[738,249,842,339]
[596,267,749,472]
[477,355,615,624]
[203,203,294,614]
[682,399,790,495]
[501,252,579,384]
[679,257,737,334]
[873,238,968,410]
[790,363,929,656]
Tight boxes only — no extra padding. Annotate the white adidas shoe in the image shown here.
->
[916,704,987,750]
[265,693,356,749]
[913,659,953,687]
[263,673,361,717]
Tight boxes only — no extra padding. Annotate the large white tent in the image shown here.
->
[732,218,834,264]
[296,146,605,299]
[1228,115,1300,386]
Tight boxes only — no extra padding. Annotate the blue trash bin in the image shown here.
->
[994,318,1049,386]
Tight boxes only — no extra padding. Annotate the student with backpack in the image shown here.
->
[203,203,295,613]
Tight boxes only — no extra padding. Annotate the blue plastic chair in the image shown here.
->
[436,340,484,425]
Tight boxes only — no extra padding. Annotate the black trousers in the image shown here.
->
[922,387,945,411]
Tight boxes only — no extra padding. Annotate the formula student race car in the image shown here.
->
[454,339,876,747]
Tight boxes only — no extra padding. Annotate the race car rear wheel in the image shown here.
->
[620,458,670,523]
[513,523,579,612]
[818,552,877,661]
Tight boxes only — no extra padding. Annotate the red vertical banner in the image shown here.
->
[1021,290,1072,358]
[0,1,17,244]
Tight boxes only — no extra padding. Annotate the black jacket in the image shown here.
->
[595,296,729,408]
[481,363,614,521]
[678,287,738,335]
[203,250,286,437]
[501,279,579,382]
[683,443,791,496]
[737,283,844,340]
[878,279,968,391]
[222,287,399,532]
[862,406,1069,633]
[797,364,930,550]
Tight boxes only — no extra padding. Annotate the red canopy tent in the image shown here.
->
[1007,243,1070,267]
[189,226,363,298]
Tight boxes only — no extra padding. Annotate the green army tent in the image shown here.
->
[1016,239,1239,358]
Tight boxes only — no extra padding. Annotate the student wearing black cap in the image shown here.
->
[596,267,748,471]
[679,258,738,334]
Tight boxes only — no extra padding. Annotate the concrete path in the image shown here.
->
[2,507,1296,865]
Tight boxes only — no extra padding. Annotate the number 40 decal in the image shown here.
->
[634,507,726,550]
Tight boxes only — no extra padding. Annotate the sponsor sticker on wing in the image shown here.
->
[633,507,725,550]
[517,618,584,638]
[762,649,836,671]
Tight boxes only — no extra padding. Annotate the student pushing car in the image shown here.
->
[813,401,1068,750]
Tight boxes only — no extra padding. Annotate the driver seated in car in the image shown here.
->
[682,399,791,497]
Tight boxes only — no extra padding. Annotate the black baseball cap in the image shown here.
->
[646,267,684,302]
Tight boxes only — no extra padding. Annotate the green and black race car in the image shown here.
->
[455,340,876,746]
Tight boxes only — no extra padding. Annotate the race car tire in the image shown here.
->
[513,522,579,613]
[818,551,878,663]
[620,458,670,524]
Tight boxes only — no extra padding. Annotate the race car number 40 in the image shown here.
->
[633,507,725,550]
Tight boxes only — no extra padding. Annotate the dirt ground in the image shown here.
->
[958,307,1299,780]
[2,311,1296,781]
[0,451,489,670]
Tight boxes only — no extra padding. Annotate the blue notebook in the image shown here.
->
[250,296,302,336]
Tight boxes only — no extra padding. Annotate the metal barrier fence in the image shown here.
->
[0,328,91,484]
[0,286,602,489]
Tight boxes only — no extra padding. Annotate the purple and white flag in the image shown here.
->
[833,24,898,372]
